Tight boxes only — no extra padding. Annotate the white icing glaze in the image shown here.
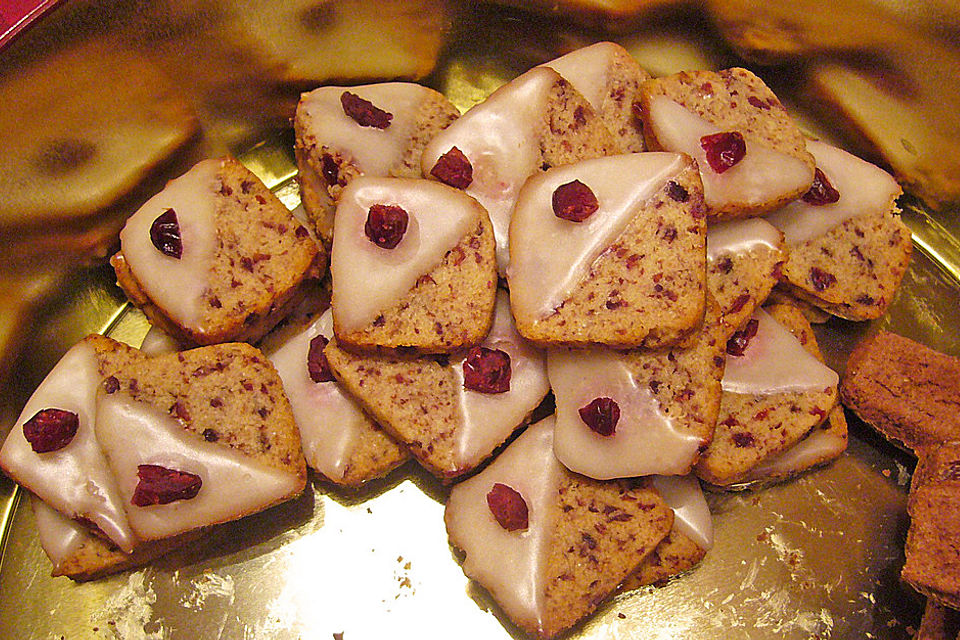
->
[765,139,902,245]
[508,152,687,319]
[138,326,180,357]
[706,217,783,263]
[549,347,702,479]
[265,309,366,482]
[540,42,617,112]
[445,417,563,635]
[450,289,550,469]
[743,422,846,482]
[95,392,301,541]
[422,66,560,273]
[330,176,483,332]
[646,97,814,212]
[118,159,220,333]
[299,83,436,176]
[32,495,92,573]
[722,308,839,395]
[0,341,137,552]
[650,475,713,551]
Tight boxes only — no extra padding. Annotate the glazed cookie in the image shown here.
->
[640,67,815,220]
[111,157,322,346]
[294,83,460,244]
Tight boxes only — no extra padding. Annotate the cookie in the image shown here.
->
[422,65,620,272]
[111,157,322,346]
[294,83,460,244]
[841,331,960,452]
[508,152,706,349]
[916,598,960,640]
[329,176,497,354]
[640,67,815,220]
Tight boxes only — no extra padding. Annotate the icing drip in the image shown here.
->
[540,42,615,112]
[450,290,550,469]
[744,423,846,482]
[508,152,687,319]
[118,159,220,332]
[706,218,783,262]
[650,475,713,551]
[422,67,560,273]
[765,139,902,245]
[266,309,365,481]
[721,308,839,395]
[0,341,137,552]
[646,97,814,212]
[445,417,563,635]
[330,177,482,332]
[299,83,433,176]
[95,392,301,541]
[549,347,702,479]
[32,495,91,573]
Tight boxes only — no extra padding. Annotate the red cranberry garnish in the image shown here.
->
[486,483,528,531]
[131,464,202,506]
[430,147,473,189]
[307,334,335,383]
[578,397,620,436]
[726,318,759,356]
[552,180,599,222]
[700,131,746,174]
[22,408,79,453]
[340,91,392,129]
[809,267,836,292]
[364,204,409,249]
[150,208,182,259]
[463,347,511,394]
[801,168,841,205]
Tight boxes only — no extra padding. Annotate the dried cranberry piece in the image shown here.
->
[340,91,392,129]
[131,464,202,506]
[150,208,182,259]
[463,347,511,394]
[486,483,528,531]
[802,168,841,205]
[364,204,409,249]
[22,408,79,453]
[666,181,689,202]
[552,180,599,222]
[700,131,746,174]
[578,397,620,436]
[320,152,340,186]
[430,147,473,189]
[726,318,760,356]
[307,334,335,383]
[809,267,837,292]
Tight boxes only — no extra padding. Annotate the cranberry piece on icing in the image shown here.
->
[131,464,202,506]
[578,397,620,436]
[340,91,392,129]
[802,168,841,205]
[150,208,182,259]
[726,318,760,357]
[552,180,599,222]
[486,483,528,531]
[463,347,511,394]
[364,204,409,249]
[700,131,746,174]
[307,334,335,383]
[22,408,79,453]
[430,147,473,189]
[810,267,837,292]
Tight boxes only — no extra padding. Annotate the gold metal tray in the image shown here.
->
[1,3,959,638]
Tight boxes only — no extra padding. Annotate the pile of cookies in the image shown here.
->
[0,41,915,638]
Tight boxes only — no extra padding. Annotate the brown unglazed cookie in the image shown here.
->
[294,83,460,245]
[779,209,912,321]
[695,302,838,486]
[841,331,960,452]
[904,442,960,610]
[916,598,960,640]
[112,157,322,346]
